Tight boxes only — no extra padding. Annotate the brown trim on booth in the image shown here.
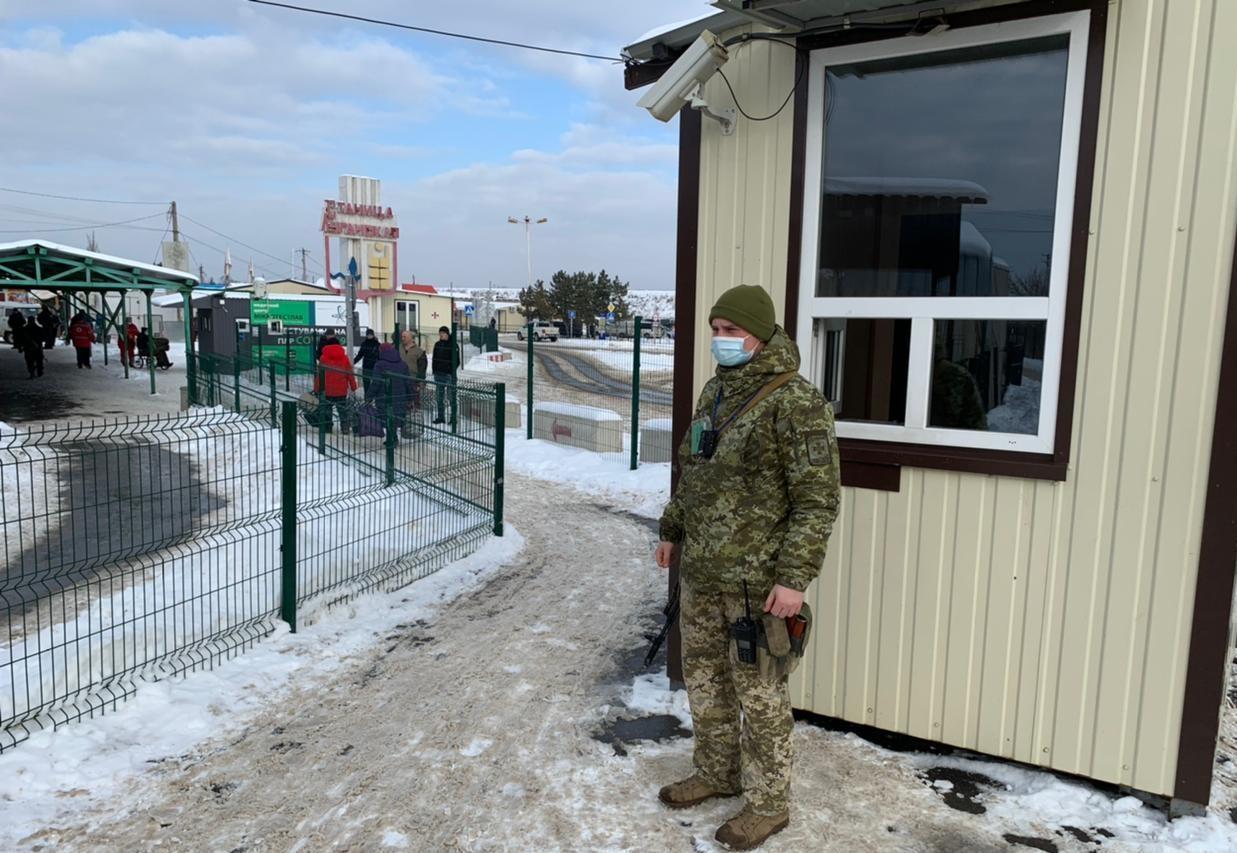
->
[667,106,702,686]
[783,47,810,341]
[784,0,1107,483]
[1173,222,1237,805]
[840,460,902,492]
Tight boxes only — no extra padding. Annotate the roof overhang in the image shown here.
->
[623,0,1033,88]
[0,239,199,292]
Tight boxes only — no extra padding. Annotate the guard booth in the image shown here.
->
[0,239,197,395]
[626,0,1237,813]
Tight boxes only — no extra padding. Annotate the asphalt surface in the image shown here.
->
[4,440,223,610]
[533,344,673,407]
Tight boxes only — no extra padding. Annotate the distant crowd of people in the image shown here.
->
[5,306,172,379]
[308,325,456,438]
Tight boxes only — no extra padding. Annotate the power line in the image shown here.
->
[178,214,301,269]
[0,212,166,234]
[247,0,623,62]
[0,186,167,205]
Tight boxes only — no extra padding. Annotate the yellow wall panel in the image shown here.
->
[700,1,1237,796]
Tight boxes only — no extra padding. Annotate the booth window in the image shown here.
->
[797,12,1090,457]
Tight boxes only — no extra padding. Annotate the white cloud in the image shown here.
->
[0,2,701,286]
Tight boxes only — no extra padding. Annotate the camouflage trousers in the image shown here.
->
[680,580,793,816]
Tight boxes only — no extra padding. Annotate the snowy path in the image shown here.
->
[15,472,1217,851]
[14,474,1007,852]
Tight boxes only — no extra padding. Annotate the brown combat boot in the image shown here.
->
[714,805,790,850]
[657,774,740,809]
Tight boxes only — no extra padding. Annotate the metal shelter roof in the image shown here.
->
[623,0,1029,61]
[0,240,198,293]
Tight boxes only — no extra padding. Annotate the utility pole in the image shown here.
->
[298,248,309,282]
[170,201,180,243]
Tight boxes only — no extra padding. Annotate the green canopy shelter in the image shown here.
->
[0,239,197,396]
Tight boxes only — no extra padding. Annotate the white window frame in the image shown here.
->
[795,11,1090,454]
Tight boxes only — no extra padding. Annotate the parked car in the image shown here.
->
[516,322,559,342]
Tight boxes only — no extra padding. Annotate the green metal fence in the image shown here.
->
[0,359,504,752]
[456,317,674,469]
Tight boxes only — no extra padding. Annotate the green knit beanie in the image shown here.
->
[708,285,776,342]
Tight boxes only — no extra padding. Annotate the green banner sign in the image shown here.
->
[250,298,313,325]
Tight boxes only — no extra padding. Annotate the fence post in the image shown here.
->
[384,378,396,487]
[493,382,505,537]
[269,362,278,428]
[631,316,642,471]
[526,322,534,441]
[279,400,298,633]
[233,357,241,412]
[317,364,327,456]
[451,322,460,435]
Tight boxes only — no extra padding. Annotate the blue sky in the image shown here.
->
[0,1,707,289]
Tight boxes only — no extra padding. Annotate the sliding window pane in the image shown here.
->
[816,36,1069,298]
[815,318,910,425]
[929,319,1047,434]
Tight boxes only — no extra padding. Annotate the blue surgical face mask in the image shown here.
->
[711,335,753,367]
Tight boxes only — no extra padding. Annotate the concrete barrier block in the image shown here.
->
[533,402,622,453]
[639,417,674,463]
[462,395,522,429]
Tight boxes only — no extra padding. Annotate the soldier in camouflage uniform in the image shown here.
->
[655,285,840,851]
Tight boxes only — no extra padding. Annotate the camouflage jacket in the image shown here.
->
[659,327,841,594]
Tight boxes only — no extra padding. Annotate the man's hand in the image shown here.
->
[655,541,678,570]
[763,584,804,618]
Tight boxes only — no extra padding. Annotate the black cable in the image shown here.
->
[0,212,166,234]
[179,214,297,269]
[0,186,167,205]
[248,0,624,62]
[716,59,804,123]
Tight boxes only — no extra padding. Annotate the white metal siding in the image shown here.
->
[693,1,1237,795]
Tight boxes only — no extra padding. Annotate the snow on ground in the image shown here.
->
[504,429,670,520]
[0,527,525,850]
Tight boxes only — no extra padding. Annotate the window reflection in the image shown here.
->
[817,37,1069,298]
[816,318,910,425]
[929,320,1047,434]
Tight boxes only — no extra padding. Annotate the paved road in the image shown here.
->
[534,346,673,408]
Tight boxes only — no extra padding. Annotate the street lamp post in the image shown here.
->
[507,215,548,290]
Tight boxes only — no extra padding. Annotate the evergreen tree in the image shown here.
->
[517,280,554,320]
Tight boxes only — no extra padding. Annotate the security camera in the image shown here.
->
[637,30,734,133]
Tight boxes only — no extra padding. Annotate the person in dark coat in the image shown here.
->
[431,325,456,425]
[370,343,413,438]
[8,310,25,349]
[37,306,57,349]
[136,327,151,364]
[68,314,96,368]
[354,328,381,397]
[17,319,44,378]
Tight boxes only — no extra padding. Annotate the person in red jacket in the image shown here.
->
[124,321,139,367]
[313,338,357,433]
[68,313,96,369]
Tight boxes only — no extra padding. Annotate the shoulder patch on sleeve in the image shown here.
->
[804,430,833,467]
